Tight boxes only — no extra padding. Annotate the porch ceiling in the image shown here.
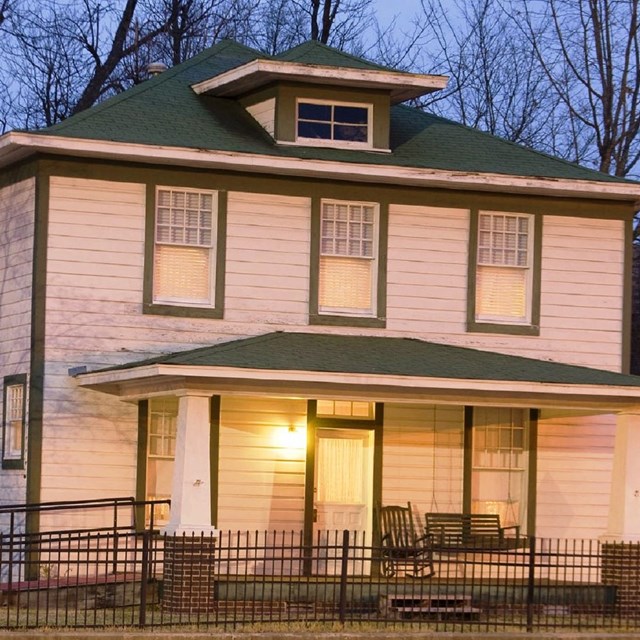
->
[74,332,640,411]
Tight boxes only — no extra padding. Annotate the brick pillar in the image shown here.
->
[602,542,640,615]
[162,535,217,613]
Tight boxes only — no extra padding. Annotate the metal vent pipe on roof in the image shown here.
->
[147,62,168,77]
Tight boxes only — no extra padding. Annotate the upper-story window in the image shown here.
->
[152,187,218,309]
[473,211,536,329]
[318,199,378,317]
[3,375,26,469]
[296,100,372,148]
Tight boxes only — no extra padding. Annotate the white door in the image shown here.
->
[313,428,374,574]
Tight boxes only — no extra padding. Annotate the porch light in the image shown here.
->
[277,424,307,451]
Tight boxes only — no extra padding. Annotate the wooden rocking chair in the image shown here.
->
[377,503,434,578]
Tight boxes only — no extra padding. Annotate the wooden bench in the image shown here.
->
[425,512,520,550]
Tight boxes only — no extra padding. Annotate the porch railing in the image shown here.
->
[1,521,640,632]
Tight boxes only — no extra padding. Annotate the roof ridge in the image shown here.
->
[275,40,394,72]
[393,104,628,184]
[41,39,264,135]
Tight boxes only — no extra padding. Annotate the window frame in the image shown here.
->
[467,209,542,336]
[2,374,27,470]
[143,185,226,319]
[295,98,373,149]
[464,406,538,536]
[309,197,387,327]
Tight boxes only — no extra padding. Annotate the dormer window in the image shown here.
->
[296,99,372,148]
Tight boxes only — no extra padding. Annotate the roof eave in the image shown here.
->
[190,59,448,103]
[2,132,639,203]
[74,363,640,411]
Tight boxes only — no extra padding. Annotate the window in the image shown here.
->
[297,100,371,147]
[145,397,178,524]
[469,210,540,333]
[152,187,217,308]
[3,375,26,469]
[316,400,375,419]
[471,407,529,529]
[318,199,378,317]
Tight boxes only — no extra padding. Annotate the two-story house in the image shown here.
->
[1,39,640,548]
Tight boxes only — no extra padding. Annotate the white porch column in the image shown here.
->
[163,390,217,536]
[605,411,640,542]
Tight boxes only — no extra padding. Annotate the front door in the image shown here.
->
[313,428,374,574]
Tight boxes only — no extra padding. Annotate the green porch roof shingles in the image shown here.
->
[35,41,625,184]
[94,332,640,388]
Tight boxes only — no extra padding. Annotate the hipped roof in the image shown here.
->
[2,39,634,187]
[76,332,640,411]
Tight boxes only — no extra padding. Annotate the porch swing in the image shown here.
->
[425,408,521,550]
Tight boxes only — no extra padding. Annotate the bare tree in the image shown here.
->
[135,0,260,69]
[250,0,307,54]
[514,0,640,178]
[0,0,180,126]
[293,0,375,52]
[414,0,557,150]
[0,0,10,29]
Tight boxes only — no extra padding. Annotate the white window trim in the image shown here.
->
[153,186,218,308]
[295,98,373,149]
[475,211,534,325]
[318,198,379,317]
[3,380,25,463]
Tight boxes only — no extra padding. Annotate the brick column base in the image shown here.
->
[602,542,640,614]
[162,536,217,613]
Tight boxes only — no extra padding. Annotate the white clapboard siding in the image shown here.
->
[217,396,307,531]
[387,204,469,335]
[382,403,464,517]
[538,216,624,370]
[385,206,625,369]
[0,178,35,504]
[536,409,615,539]
[246,98,276,137]
[225,192,310,325]
[42,177,149,504]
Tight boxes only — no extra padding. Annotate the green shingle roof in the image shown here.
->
[34,40,628,184]
[93,332,640,387]
[274,40,395,72]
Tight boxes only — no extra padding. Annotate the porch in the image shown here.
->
[74,332,640,546]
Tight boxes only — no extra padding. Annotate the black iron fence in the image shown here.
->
[1,499,640,631]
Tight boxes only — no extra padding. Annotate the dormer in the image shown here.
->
[191,45,447,153]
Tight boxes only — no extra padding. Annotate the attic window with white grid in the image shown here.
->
[475,212,533,324]
[318,199,378,316]
[153,187,217,307]
[296,100,372,148]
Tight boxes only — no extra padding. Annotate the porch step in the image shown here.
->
[380,593,482,620]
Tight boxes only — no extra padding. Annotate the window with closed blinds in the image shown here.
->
[153,188,216,306]
[476,212,532,323]
[319,200,377,315]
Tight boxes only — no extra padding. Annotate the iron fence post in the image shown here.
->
[526,536,536,632]
[7,512,14,593]
[338,529,349,623]
[138,530,150,628]
[112,501,119,574]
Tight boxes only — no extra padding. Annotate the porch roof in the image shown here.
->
[75,332,640,411]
